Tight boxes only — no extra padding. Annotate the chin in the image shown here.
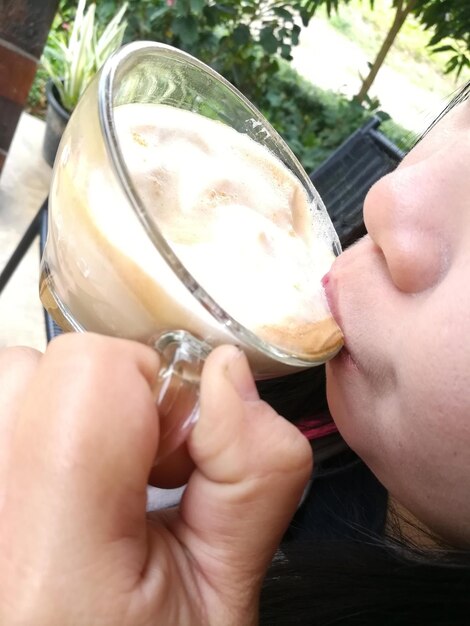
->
[325,359,368,456]
[326,359,351,428]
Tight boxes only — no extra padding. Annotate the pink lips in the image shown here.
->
[322,271,355,365]
[322,271,342,328]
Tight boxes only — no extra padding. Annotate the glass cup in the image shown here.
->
[40,41,342,458]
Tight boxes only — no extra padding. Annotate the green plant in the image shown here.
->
[32,0,411,173]
[97,0,308,105]
[26,65,49,119]
[42,0,127,112]
[97,0,412,169]
[256,62,412,173]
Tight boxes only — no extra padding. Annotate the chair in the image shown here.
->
[310,115,404,248]
[0,114,404,343]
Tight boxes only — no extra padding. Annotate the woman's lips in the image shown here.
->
[322,270,357,368]
[322,271,342,329]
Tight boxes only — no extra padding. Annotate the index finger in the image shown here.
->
[0,346,42,483]
[7,333,161,549]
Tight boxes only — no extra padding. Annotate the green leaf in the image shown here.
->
[174,3,189,18]
[149,7,170,22]
[428,32,442,47]
[172,15,199,45]
[41,0,128,111]
[233,24,250,46]
[291,24,301,46]
[455,54,470,80]
[202,4,218,27]
[444,55,459,73]
[280,43,292,60]
[431,44,456,54]
[273,7,292,21]
[190,0,204,14]
[259,27,278,54]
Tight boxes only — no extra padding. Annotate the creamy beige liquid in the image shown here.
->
[42,103,342,376]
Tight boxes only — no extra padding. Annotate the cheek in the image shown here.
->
[373,383,470,545]
[328,329,470,545]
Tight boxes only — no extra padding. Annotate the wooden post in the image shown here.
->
[0,0,60,175]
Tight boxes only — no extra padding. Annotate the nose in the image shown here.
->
[363,157,448,293]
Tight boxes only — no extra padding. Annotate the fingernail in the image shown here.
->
[225,348,260,402]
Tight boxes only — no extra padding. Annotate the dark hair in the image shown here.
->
[260,536,470,625]
[258,80,470,626]
[257,365,328,423]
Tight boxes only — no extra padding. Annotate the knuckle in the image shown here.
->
[45,334,122,390]
[0,346,41,371]
[48,332,115,363]
[48,331,104,354]
[257,401,313,475]
[47,334,157,381]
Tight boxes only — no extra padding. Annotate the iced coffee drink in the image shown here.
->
[41,102,342,377]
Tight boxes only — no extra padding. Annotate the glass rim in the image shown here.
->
[98,40,337,368]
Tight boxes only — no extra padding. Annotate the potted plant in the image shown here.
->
[41,0,127,166]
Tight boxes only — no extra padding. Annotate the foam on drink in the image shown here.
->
[44,103,342,375]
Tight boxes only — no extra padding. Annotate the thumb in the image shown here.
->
[178,345,313,598]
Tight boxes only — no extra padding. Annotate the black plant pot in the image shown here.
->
[42,81,71,167]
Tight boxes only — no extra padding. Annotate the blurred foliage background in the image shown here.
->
[28,0,431,172]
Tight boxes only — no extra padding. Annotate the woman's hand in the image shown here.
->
[0,334,312,625]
